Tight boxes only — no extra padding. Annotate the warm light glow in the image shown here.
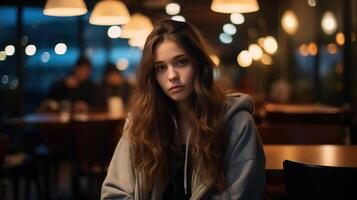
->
[257,37,265,47]
[281,10,299,35]
[335,32,345,45]
[122,13,153,49]
[327,43,338,54]
[248,44,263,60]
[43,0,87,17]
[320,146,338,165]
[41,52,50,63]
[89,0,130,25]
[261,53,272,65]
[120,13,153,39]
[237,50,252,67]
[128,36,148,49]
[116,58,129,70]
[0,51,6,61]
[263,36,278,55]
[25,45,36,56]
[4,45,15,56]
[210,54,220,66]
[308,0,316,7]
[219,33,233,44]
[108,26,122,38]
[171,15,186,22]
[299,44,309,56]
[211,0,259,13]
[230,13,245,24]
[166,3,180,15]
[54,43,67,55]
[321,11,337,35]
[223,23,237,35]
[308,42,318,56]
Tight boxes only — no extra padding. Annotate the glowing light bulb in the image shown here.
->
[237,50,253,67]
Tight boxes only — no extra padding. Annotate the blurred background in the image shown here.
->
[0,0,357,199]
[0,0,356,116]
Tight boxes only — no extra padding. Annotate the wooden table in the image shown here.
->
[263,103,351,124]
[264,145,357,170]
[3,112,125,125]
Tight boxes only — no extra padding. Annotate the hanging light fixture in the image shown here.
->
[90,0,130,26]
[281,10,299,35]
[321,11,337,35]
[211,0,259,13]
[120,13,153,39]
[43,0,87,16]
[128,37,146,49]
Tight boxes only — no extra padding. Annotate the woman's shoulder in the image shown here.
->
[222,92,254,123]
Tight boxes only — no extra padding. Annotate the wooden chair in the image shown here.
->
[0,134,9,198]
[35,123,73,200]
[283,160,357,200]
[0,135,9,172]
[0,134,42,200]
[71,119,124,199]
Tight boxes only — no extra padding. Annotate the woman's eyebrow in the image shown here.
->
[153,61,165,65]
[172,54,187,60]
[154,54,187,65]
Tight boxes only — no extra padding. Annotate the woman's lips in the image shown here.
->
[169,85,183,93]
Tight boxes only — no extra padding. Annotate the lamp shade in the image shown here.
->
[120,13,153,39]
[43,0,87,16]
[128,37,146,49]
[211,0,259,13]
[89,0,130,25]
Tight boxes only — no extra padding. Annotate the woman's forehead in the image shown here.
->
[154,39,187,62]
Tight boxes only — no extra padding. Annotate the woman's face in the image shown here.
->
[154,39,194,104]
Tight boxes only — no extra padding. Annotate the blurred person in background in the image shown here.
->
[94,63,133,112]
[39,56,95,113]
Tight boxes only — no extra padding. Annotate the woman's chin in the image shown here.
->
[167,94,189,103]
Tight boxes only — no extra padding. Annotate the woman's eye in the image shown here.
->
[176,59,188,66]
[155,65,166,72]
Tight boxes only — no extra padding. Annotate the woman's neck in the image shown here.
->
[176,100,192,145]
[175,99,190,117]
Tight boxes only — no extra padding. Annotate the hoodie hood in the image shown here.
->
[223,93,255,123]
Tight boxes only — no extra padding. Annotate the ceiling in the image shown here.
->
[1,0,279,61]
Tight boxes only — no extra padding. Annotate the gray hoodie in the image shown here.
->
[101,93,266,200]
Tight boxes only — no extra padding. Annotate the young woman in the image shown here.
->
[101,19,265,200]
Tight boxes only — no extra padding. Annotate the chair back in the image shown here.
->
[72,120,124,173]
[0,134,9,172]
[283,160,357,200]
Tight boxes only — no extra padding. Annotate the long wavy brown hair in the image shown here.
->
[127,19,228,193]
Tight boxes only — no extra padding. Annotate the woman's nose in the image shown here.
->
[168,66,179,81]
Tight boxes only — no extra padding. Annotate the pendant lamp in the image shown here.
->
[90,0,130,25]
[120,13,153,39]
[211,0,259,13]
[43,0,87,16]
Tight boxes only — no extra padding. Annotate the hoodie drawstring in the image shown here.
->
[184,128,191,195]
[172,116,191,195]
